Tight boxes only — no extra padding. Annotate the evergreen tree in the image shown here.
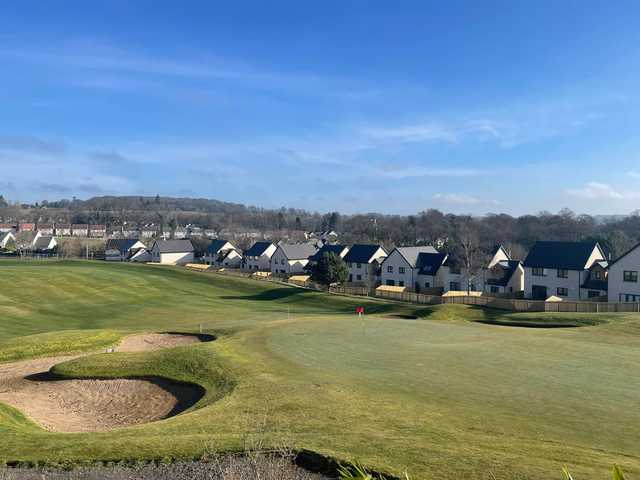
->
[312,252,348,285]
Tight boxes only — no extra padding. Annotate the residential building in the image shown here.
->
[608,243,640,303]
[130,248,152,263]
[523,241,606,300]
[0,231,16,249]
[482,246,525,295]
[306,244,350,270]
[55,224,71,236]
[0,223,15,233]
[242,241,277,271]
[19,223,35,232]
[580,260,608,299]
[140,226,157,238]
[105,239,147,261]
[89,225,107,238]
[215,249,243,268]
[270,243,318,275]
[31,235,57,253]
[71,224,89,237]
[150,239,194,265]
[203,239,236,265]
[344,244,388,287]
[173,226,188,239]
[379,246,439,290]
[414,252,448,292]
[37,224,54,235]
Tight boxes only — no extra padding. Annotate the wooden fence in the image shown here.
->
[193,266,640,314]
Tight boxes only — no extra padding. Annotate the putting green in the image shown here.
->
[0,260,639,479]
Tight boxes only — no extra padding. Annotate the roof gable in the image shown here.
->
[393,246,439,268]
[153,239,194,253]
[277,243,318,260]
[523,241,603,270]
[244,241,274,257]
[309,244,348,262]
[343,244,387,264]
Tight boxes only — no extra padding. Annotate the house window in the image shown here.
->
[557,287,568,297]
[387,266,393,273]
[386,280,395,286]
[490,286,499,294]
[594,270,603,280]
[588,290,601,298]
[281,259,285,265]
[424,282,430,288]
[532,267,544,276]
[450,282,461,291]
[356,263,361,269]
[624,294,640,302]
[356,274,362,281]
[557,269,568,278]
[398,280,405,287]
[348,262,353,268]
[398,267,405,274]
[623,271,638,282]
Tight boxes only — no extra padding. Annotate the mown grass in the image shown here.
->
[0,260,639,479]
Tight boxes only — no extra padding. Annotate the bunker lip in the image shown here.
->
[0,333,212,433]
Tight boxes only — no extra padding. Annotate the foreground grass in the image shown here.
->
[0,260,639,479]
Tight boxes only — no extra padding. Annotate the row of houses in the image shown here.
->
[202,238,640,304]
[0,223,108,237]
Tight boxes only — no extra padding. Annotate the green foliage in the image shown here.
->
[312,251,349,285]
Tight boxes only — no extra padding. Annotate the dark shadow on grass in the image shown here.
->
[476,319,584,328]
[221,287,308,302]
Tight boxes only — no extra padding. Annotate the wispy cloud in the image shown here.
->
[629,171,640,179]
[566,182,639,200]
[432,193,499,206]
[0,135,66,155]
[376,165,483,179]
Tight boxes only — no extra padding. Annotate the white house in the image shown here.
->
[344,244,388,288]
[608,243,640,303]
[306,244,349,271]
[0,231,16,249]
[31,234,57,252]
[203,239,236,265]
[242,241,277,271]
[216,249,243,268]
[37,224,54,236]
[55,224,71,236]
[151,239,194,265]
[270,243,318,275]
[523,241,606,300]
[482,245,525,295]
[379,246,440,290]
[130,248,152,263]
[71,224,89,237]
[105,238,147,261]
[89,225,107,238]
[580,260,609,299]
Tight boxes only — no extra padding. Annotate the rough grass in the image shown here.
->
[0,260,639,479]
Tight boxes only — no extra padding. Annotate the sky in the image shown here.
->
[1,1,640,215]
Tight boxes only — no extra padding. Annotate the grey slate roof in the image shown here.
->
[309,244,348,262]
[278,243,318,260]
[486,260,521,287]
[243,241,273,257]
[153,239,194,253]
[106,238,141,254]
[523,241,603,270]
[394,246,439,268]
[343,244,387,264]
[207,239,231,254]
[416,252,448,275]
[33,236,55,251]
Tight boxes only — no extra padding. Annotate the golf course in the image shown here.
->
[0,260,639,479]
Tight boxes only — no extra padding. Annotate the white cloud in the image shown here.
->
[629,171,640,179]
[566,182,640,200]
[432,193,499,206]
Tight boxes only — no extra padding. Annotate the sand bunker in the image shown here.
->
[0,333,211,433]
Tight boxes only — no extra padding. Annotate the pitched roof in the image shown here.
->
[243,241,274,257]
[343,244,387,264]
[393,246,439,268]
[523,241,603,270]
[486,260,521,287]
[33,236,55,250]
[106,238,142,254]
[309,244,348,262]
[207,239,232,254]
[277,243,318,260]
[608,242,640,267]
[153,239,194,253]
[416,252,448,275]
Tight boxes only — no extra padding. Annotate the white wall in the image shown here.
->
[524,267,583,300]
[160,251,194,265]
[379,250,414,288]
[243,244,276,271]
[217,250,242,268]
[608,247,640,302]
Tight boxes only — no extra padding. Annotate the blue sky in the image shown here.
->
[1,1,640,215]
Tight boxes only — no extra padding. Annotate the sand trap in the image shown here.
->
[0,333,210,433]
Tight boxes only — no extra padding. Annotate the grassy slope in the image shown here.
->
[0,260,639,479]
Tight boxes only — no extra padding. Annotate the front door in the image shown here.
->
[531,285,548,300]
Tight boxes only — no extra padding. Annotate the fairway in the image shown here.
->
[0,260,639,479]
